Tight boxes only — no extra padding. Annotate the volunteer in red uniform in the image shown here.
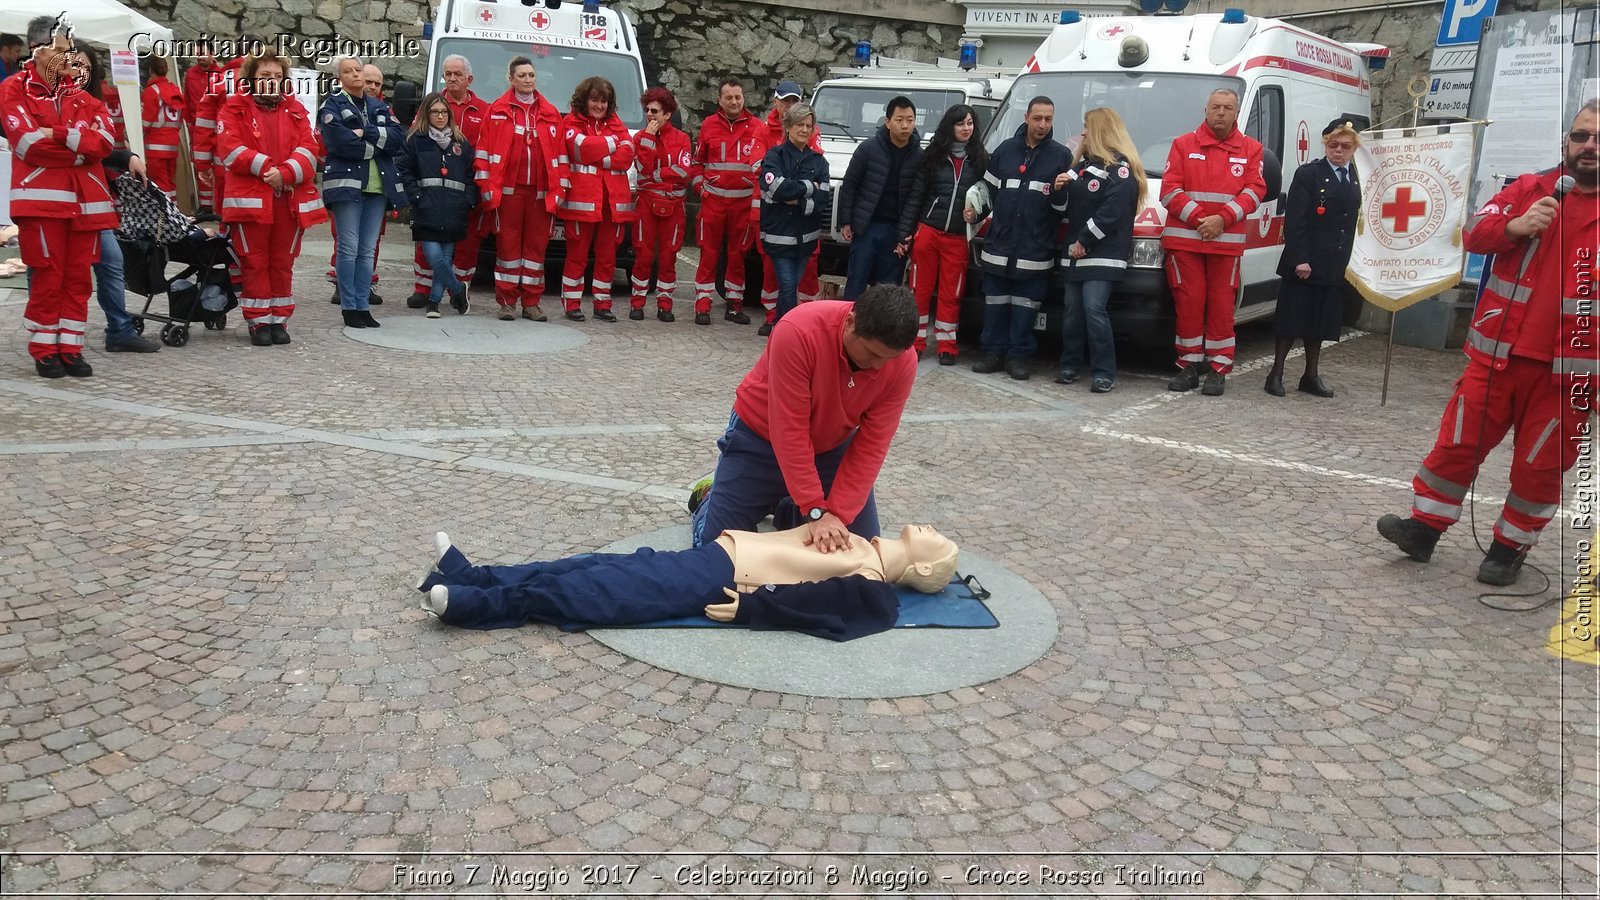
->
[629,86,693,322]
[692,78,762,326]
[476,56,566,321]
[140,56,184,201]
[689,286,920,550]
[97,66,127,149]
[182,39,221,208]
[753,79,824,335]
[216,51,326,346]
[191,35,257,211]
[406,53,489,309]
[1378,101,1600,587]
[2,17,118,378]
[1160,88,1266,396]
[558,76,635,322]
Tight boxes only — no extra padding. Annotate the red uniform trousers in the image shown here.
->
[631,209,683,312]
[562,219,624,313]
[909,225,968,355]
[232,195,303,328]
[327,217,383,286]
[1411,355,1590,548]
[1167,249,1239,373]
[493,187,553,309]
[694,197,754,313]
[413,234,482,296]
[757,244,822,324]
[147,157,178,201]
[195,160,215,210]
[18,218,97,361]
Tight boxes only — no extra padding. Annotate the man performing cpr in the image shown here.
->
[690,285,920,552]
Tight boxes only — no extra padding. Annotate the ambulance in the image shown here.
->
[970,9,1386,347]
[811,56,1016,278]
[400,0,649,280]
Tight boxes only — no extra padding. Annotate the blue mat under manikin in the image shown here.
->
[559,576,998,632]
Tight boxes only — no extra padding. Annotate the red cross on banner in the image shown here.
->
[1382,186,1428,235]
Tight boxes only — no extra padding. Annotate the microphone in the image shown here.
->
[1554,174,1576,201]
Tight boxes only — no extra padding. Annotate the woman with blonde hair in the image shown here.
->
[396,92,476,316]
[1055,107,1146,393]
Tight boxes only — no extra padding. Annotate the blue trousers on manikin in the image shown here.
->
[422,542,736,630]
[690,412,881,548]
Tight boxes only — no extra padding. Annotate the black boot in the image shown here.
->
[270,323,291,345]
[694,312,711,326]
[251,324,275,345]
[342,310,367,328]
[1477,540,1528,586]
[725,309,751,325]
[657,308,675,323]
[971,354,1004,374]
[34,354,65,379]
[59,352,93,377]
[360,310,381,328]
[406,290,430,309]
[1377,514,1442,563]
[1167,365,1201,392]
[1005,358,1030,381]
[628,307,645,321]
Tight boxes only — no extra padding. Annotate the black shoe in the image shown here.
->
[938,352,956,367]
[251,325,274,345]
[1201,371,1226,396]
[757,322,773,337]
[658,309,675,323]
[1377,514,1442,563]
[1167,365,1201,392]
[270,323,291,345]
[594,309,617,323]
[1265,372,1286,397]
[1005,359,1030,381]
[1055,368,1080,385]
[1477,540,1528,586]
[565,309,586,322]
[342,309,367,328]
[450,287,469,316]
[106,334,161,353]
[1091,377,1114,393]
[425,302,442,318]
[330,292,340,305]
[971,354,1004,374]
[916,349,925,361]
[34,354,65,379]
[367,290,384,306]
[360,310,381,328]
[1299,374,1335,398]
[406,290,430,309]
[725,309,751,325]
[628,307,645,321]
[59,352,92,377]
[694,312,711,326]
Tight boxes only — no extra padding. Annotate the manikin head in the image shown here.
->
[841,285,918,370]
[1204,88,1240,138]
[892,525,961,593]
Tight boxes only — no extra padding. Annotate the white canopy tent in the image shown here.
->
[0,0,174,222]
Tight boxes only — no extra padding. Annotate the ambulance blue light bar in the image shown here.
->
[1220,7,1246,23]
[583,0,599,10]
[853,40,871,67]
[958,41,978,70]
[1059,10,1081,24]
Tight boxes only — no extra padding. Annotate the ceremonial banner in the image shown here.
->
[1347,123,1476,311]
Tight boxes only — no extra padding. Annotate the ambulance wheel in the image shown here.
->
[131,316,145,335]
[161,324,189,347]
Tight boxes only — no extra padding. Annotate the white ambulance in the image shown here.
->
[811,59,1016,279]
[403,0,648,277]
[972,9,1386,347]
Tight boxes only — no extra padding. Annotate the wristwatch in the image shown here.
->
[807,507,826,522]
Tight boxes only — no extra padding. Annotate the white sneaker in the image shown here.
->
[415,532,455,591]
[423,584,449,618]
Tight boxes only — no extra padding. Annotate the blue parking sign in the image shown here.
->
[1437,0,1498,45]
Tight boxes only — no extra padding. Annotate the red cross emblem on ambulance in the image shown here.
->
[529,10,551,29]
[1098,23,1127,38]
[477,6,495,24]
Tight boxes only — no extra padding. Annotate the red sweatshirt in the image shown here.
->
[732,301,916,524]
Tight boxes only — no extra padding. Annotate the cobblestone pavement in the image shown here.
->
[0,229,1596,897]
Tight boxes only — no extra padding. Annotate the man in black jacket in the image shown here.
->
[838,96,921,300]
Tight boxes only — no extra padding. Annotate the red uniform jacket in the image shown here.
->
[191,57,244,168]
[140,74,185,160]
[693,108,763,202]
[475,89,566,218]
[1461,165,1600,405]
[413,90,489,146]
[0,63,119,230]
[731,301,916,525]
[1159,122,1266,257]
[633,121,695,215]
[560,110,635,223]
[99,84,128,150]
[182,61,218,126]
[215,94,327,227]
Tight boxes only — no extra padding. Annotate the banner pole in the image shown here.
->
[1382,310,1396,407]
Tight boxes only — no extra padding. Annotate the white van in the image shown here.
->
[973,9,1385,347]
[811,60,1015,279]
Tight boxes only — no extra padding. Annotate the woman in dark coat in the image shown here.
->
[1266,119,1362,398]
[397,92,477,317]
[758,102,831,327]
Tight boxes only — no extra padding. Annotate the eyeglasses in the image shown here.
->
[1569,131,1599,146]
[1326,141,1356,150]
[645,107,664,114]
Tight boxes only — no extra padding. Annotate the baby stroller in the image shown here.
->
[113,174,239,347]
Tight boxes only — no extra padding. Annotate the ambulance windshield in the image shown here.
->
[985,73,1244,176]
[433,38,647,129]
[811,86,972,143]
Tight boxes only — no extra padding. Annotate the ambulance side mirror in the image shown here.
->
[392,80,420,129]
